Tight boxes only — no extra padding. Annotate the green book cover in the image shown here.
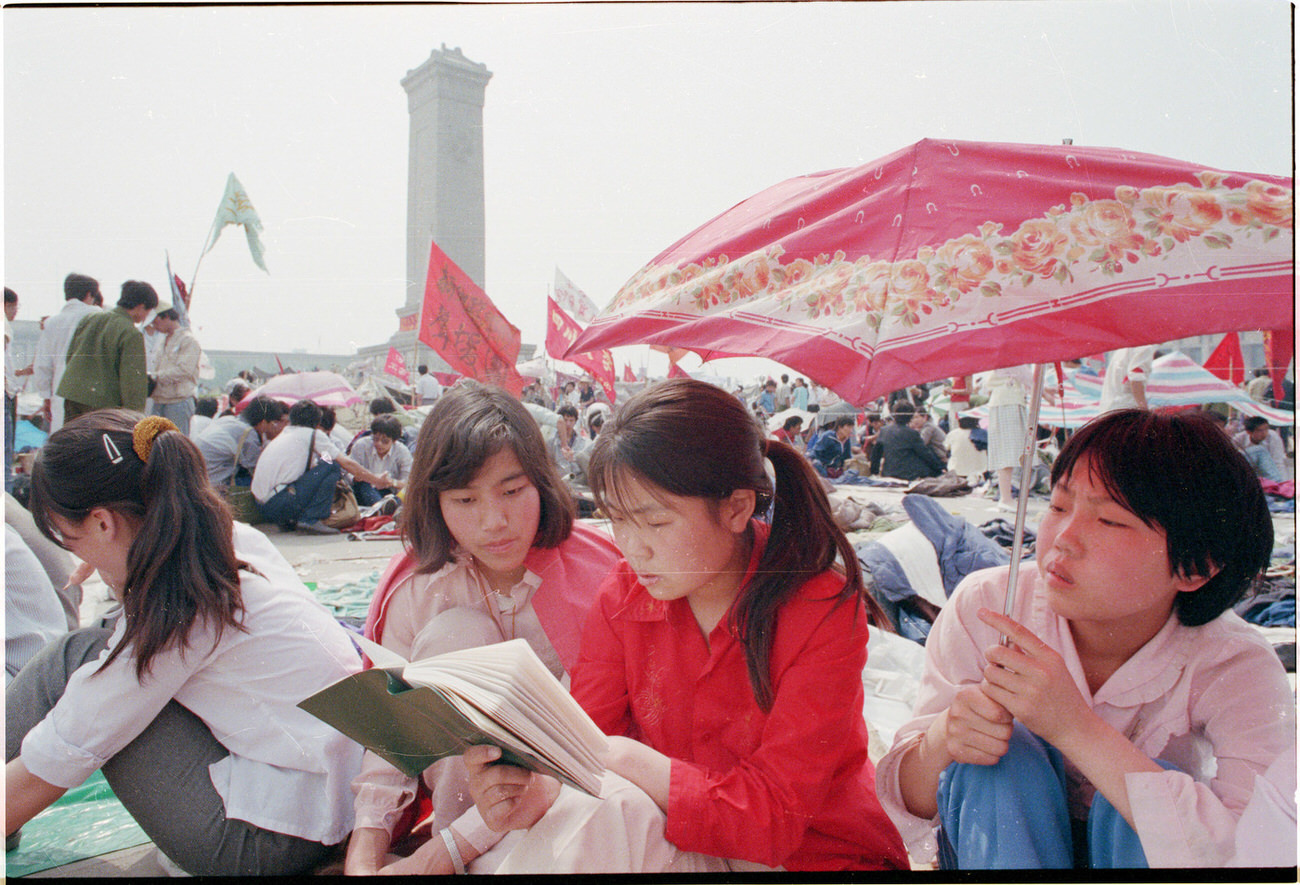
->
[297,640,604,794]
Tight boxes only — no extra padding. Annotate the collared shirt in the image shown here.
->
[150,327,202,403]
[20,523,364,844]
[1233,429,1288,478]
[549,426,588,478]
[349,436,412,486]
[352,524,622,841]
[251,426,341,503]
[196,414,262,486]
[812,432,851,471]
[985,364,1034,407]
[570,523,908,871]
[874,565,1296,868]
[57,306,148,411]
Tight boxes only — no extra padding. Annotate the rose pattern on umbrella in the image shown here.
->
[607,174,1291,329]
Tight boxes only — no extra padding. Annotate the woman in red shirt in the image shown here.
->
[772,414,804,448]
[463,378,907,872]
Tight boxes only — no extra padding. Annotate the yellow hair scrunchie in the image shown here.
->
[133,416,179,463]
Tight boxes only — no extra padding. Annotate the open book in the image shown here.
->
[298,637,608,796]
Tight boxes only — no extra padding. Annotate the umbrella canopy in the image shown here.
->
[570,138,1292,405]
[766,407,816,432]
[966,352,1295,427]
[242,370,364,409]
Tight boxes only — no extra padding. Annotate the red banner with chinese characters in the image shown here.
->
[417,241,524,395]
[383,347,410,383]
[546,296,616,402]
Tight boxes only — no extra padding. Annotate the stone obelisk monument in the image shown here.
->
[390,44,492,370]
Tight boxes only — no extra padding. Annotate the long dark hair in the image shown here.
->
[402,380,575,574]
[588,378,889,710]
[29,410,248,678]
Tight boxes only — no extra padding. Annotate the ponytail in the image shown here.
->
[730,439,890,710]
[116,425,247,678]
[30,410,247,679]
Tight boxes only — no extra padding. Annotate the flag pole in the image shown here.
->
[188,218,220,300]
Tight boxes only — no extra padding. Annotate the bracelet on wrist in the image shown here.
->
[440,827,466,875]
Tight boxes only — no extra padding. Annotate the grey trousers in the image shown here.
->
[6,628,334,876]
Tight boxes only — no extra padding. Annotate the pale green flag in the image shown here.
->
[206,172,268,272]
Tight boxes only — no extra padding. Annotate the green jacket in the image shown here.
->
[57,307,148,412]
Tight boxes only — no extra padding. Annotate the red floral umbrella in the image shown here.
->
[568,139,1292,405]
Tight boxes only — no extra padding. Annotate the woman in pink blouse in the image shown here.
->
[461,378,908,871]
[877,409,1294,869]
[343,381,620,875]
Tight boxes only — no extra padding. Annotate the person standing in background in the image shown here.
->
[985,364,1035,512]
[30,274,102,432]
[58,280,158,420]
[791,377,810,411]
[147,306,202,435]
[416,365,443,406]
[1098,345,1156,414]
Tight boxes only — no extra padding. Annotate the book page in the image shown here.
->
[402,640,607,793]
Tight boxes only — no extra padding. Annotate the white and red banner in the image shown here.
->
[554,267,601,325]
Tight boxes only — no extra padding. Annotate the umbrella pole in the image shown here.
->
[1001,364,1048,624]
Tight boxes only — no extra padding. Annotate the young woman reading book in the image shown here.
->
[875,409,1294,868]
[450,378,908,872]
[5,412,363,875]
[344,381,621,875]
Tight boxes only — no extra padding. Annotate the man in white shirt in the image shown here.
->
[197,396,287,487]
[252,399,387,534]
[416,364,443,406]
[1099,345,1156,413]
[348,414,412,506]
[30,273,102,432]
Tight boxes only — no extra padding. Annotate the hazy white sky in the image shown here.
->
[4,1,1292,379]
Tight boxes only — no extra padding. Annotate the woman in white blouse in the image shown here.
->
[5,410,364,875]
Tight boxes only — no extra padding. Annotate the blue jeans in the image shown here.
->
[148,398,196,436]
[257,462,340,527]
[1242,444,1284,483]
[936,722,1173,869]
[351,481,395,508]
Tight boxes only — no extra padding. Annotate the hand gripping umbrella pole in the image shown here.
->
[1001,364,1047,633]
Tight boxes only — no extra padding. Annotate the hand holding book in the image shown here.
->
[464,744,564,832]
[299,637,608,795]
